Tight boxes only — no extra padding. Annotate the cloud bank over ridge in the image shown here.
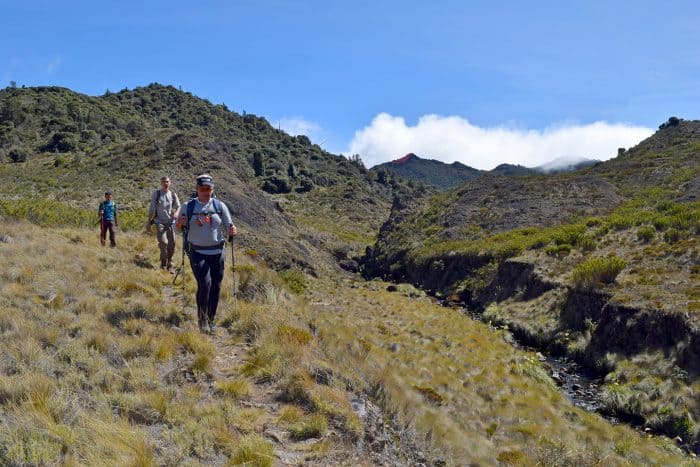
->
[347,113,654,170]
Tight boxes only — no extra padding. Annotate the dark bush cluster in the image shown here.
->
[658,116,681,130]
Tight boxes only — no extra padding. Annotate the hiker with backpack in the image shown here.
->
[98,191,118,247]
[175,174,237,333]
[147,176,181,271]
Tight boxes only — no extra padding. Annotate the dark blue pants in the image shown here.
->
[189,251,225,320]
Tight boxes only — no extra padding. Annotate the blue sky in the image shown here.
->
[3,1,699,169]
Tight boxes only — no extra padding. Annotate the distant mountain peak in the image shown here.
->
[392,153,417,165]
[373,153,482,190]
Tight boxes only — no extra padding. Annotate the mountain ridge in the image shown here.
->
[372,152,601,190]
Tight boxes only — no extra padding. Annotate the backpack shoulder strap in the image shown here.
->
[186,199,196,223]
[212,199,223,215]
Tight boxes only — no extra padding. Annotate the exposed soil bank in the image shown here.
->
[372,253,700,453]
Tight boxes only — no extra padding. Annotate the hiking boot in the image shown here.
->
[198,316,210,333]
[207,321,216,334]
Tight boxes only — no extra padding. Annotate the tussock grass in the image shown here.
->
[2,218,694,464]
[230,434,274,467]
[310,281,693,465]
[214,378,251,399]
[572,255,628,288]
[288,413,328,440]
[0,220,364,464]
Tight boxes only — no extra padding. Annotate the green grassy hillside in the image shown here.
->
[0,84,421,272]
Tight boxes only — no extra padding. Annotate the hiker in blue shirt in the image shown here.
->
[176,174,237,333]
[98,191,118,247]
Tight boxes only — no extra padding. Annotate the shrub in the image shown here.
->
[8,148,27,162]
[252,151,264,176]
[279,269,307,294]
[545,244,572,257]
[44,132,78,152]
[261,175,292,194]
[637,226,656,243]
[653,218,669,231]
[572,256,627,288]
[578,235,597,252]
[552,225,585,246]
[658,116,681,129]
[663,229,683,244]
[295,177,314,193]
[671,415,695,442]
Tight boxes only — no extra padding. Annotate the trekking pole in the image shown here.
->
[173,228,188,314]
[229,235,237,314]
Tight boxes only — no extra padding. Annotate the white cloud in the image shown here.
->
[278,117,321,138]
[347,113,654,170]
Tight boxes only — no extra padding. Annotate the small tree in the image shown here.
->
[262,175,292,194]
[348,153,365,169]
[659,116,681,129]
[252,151,264,177]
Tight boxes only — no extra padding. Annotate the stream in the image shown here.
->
[540,354,607,415]
[453,305,614,421]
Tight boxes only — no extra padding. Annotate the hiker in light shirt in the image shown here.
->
[147,176,181,271]
[176,174,237,333]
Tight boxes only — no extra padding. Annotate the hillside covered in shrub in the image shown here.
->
[0,84,421,271]
[363,118,700,451]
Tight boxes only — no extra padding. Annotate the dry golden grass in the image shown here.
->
[0,219,367,465]
[309,278,696,465]
[0,218,695,465]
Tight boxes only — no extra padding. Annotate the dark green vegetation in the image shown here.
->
[372,152,481,190]
[372,153,600,191]
[364,117,700,452]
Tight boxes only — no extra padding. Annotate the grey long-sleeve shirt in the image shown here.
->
[181,198,233,255]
